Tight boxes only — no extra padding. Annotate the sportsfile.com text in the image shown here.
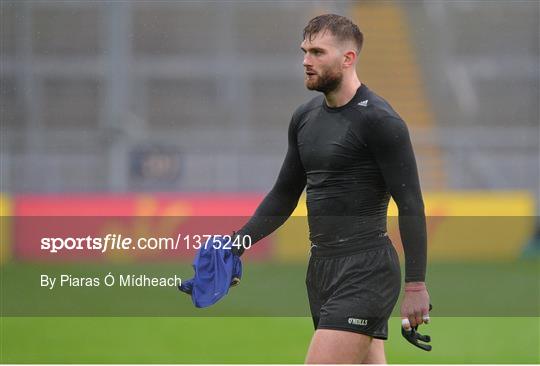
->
[40,234,252,254]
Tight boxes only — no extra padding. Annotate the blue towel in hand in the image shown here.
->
[179,236,242,308]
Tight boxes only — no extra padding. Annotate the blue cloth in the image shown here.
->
[179,236,242,308]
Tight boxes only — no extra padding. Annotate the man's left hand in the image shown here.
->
[400,282,430,329]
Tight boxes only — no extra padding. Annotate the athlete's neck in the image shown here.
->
[324,78,361,108]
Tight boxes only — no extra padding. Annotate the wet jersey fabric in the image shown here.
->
[179,236,243,308]
[237,84,426,282]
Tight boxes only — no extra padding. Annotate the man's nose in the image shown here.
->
[303,55,311,67]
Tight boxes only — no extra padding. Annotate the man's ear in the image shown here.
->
[343,50,357,68]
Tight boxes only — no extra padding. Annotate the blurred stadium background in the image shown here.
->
[0,0,539,363]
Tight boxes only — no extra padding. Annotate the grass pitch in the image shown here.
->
[1,317,538,363]
[1,260,538,363]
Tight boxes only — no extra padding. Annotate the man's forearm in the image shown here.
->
[236,187,302,245]
[398,214,428,282]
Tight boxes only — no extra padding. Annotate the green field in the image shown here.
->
[1,260,539,363]
[1,317,539,363]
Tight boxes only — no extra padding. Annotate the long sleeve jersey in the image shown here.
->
[237,84,427,282]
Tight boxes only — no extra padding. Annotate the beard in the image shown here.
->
[305,65,343,94]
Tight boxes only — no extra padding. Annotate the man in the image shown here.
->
[234,14,430,364]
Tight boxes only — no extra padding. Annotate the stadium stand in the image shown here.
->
[1,1,537,194]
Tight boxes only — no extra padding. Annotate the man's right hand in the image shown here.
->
[401,303,433,351]
[401,282,430,328]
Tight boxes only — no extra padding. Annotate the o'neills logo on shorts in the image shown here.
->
[348,318,368,326]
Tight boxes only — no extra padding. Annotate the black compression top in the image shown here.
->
[237,84,427,282]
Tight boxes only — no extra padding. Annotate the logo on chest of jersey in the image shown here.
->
[357,100,369,107]
[348,317,368,326]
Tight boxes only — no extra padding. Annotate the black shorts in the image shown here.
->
[306,238,401,340]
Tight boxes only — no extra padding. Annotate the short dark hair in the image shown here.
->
[303,14,364,53]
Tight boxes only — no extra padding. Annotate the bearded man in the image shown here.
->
[234,14,431,364]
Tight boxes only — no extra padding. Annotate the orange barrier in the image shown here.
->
[5,191,536,262]
[13,194,271,262]
[0,194,12,264]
